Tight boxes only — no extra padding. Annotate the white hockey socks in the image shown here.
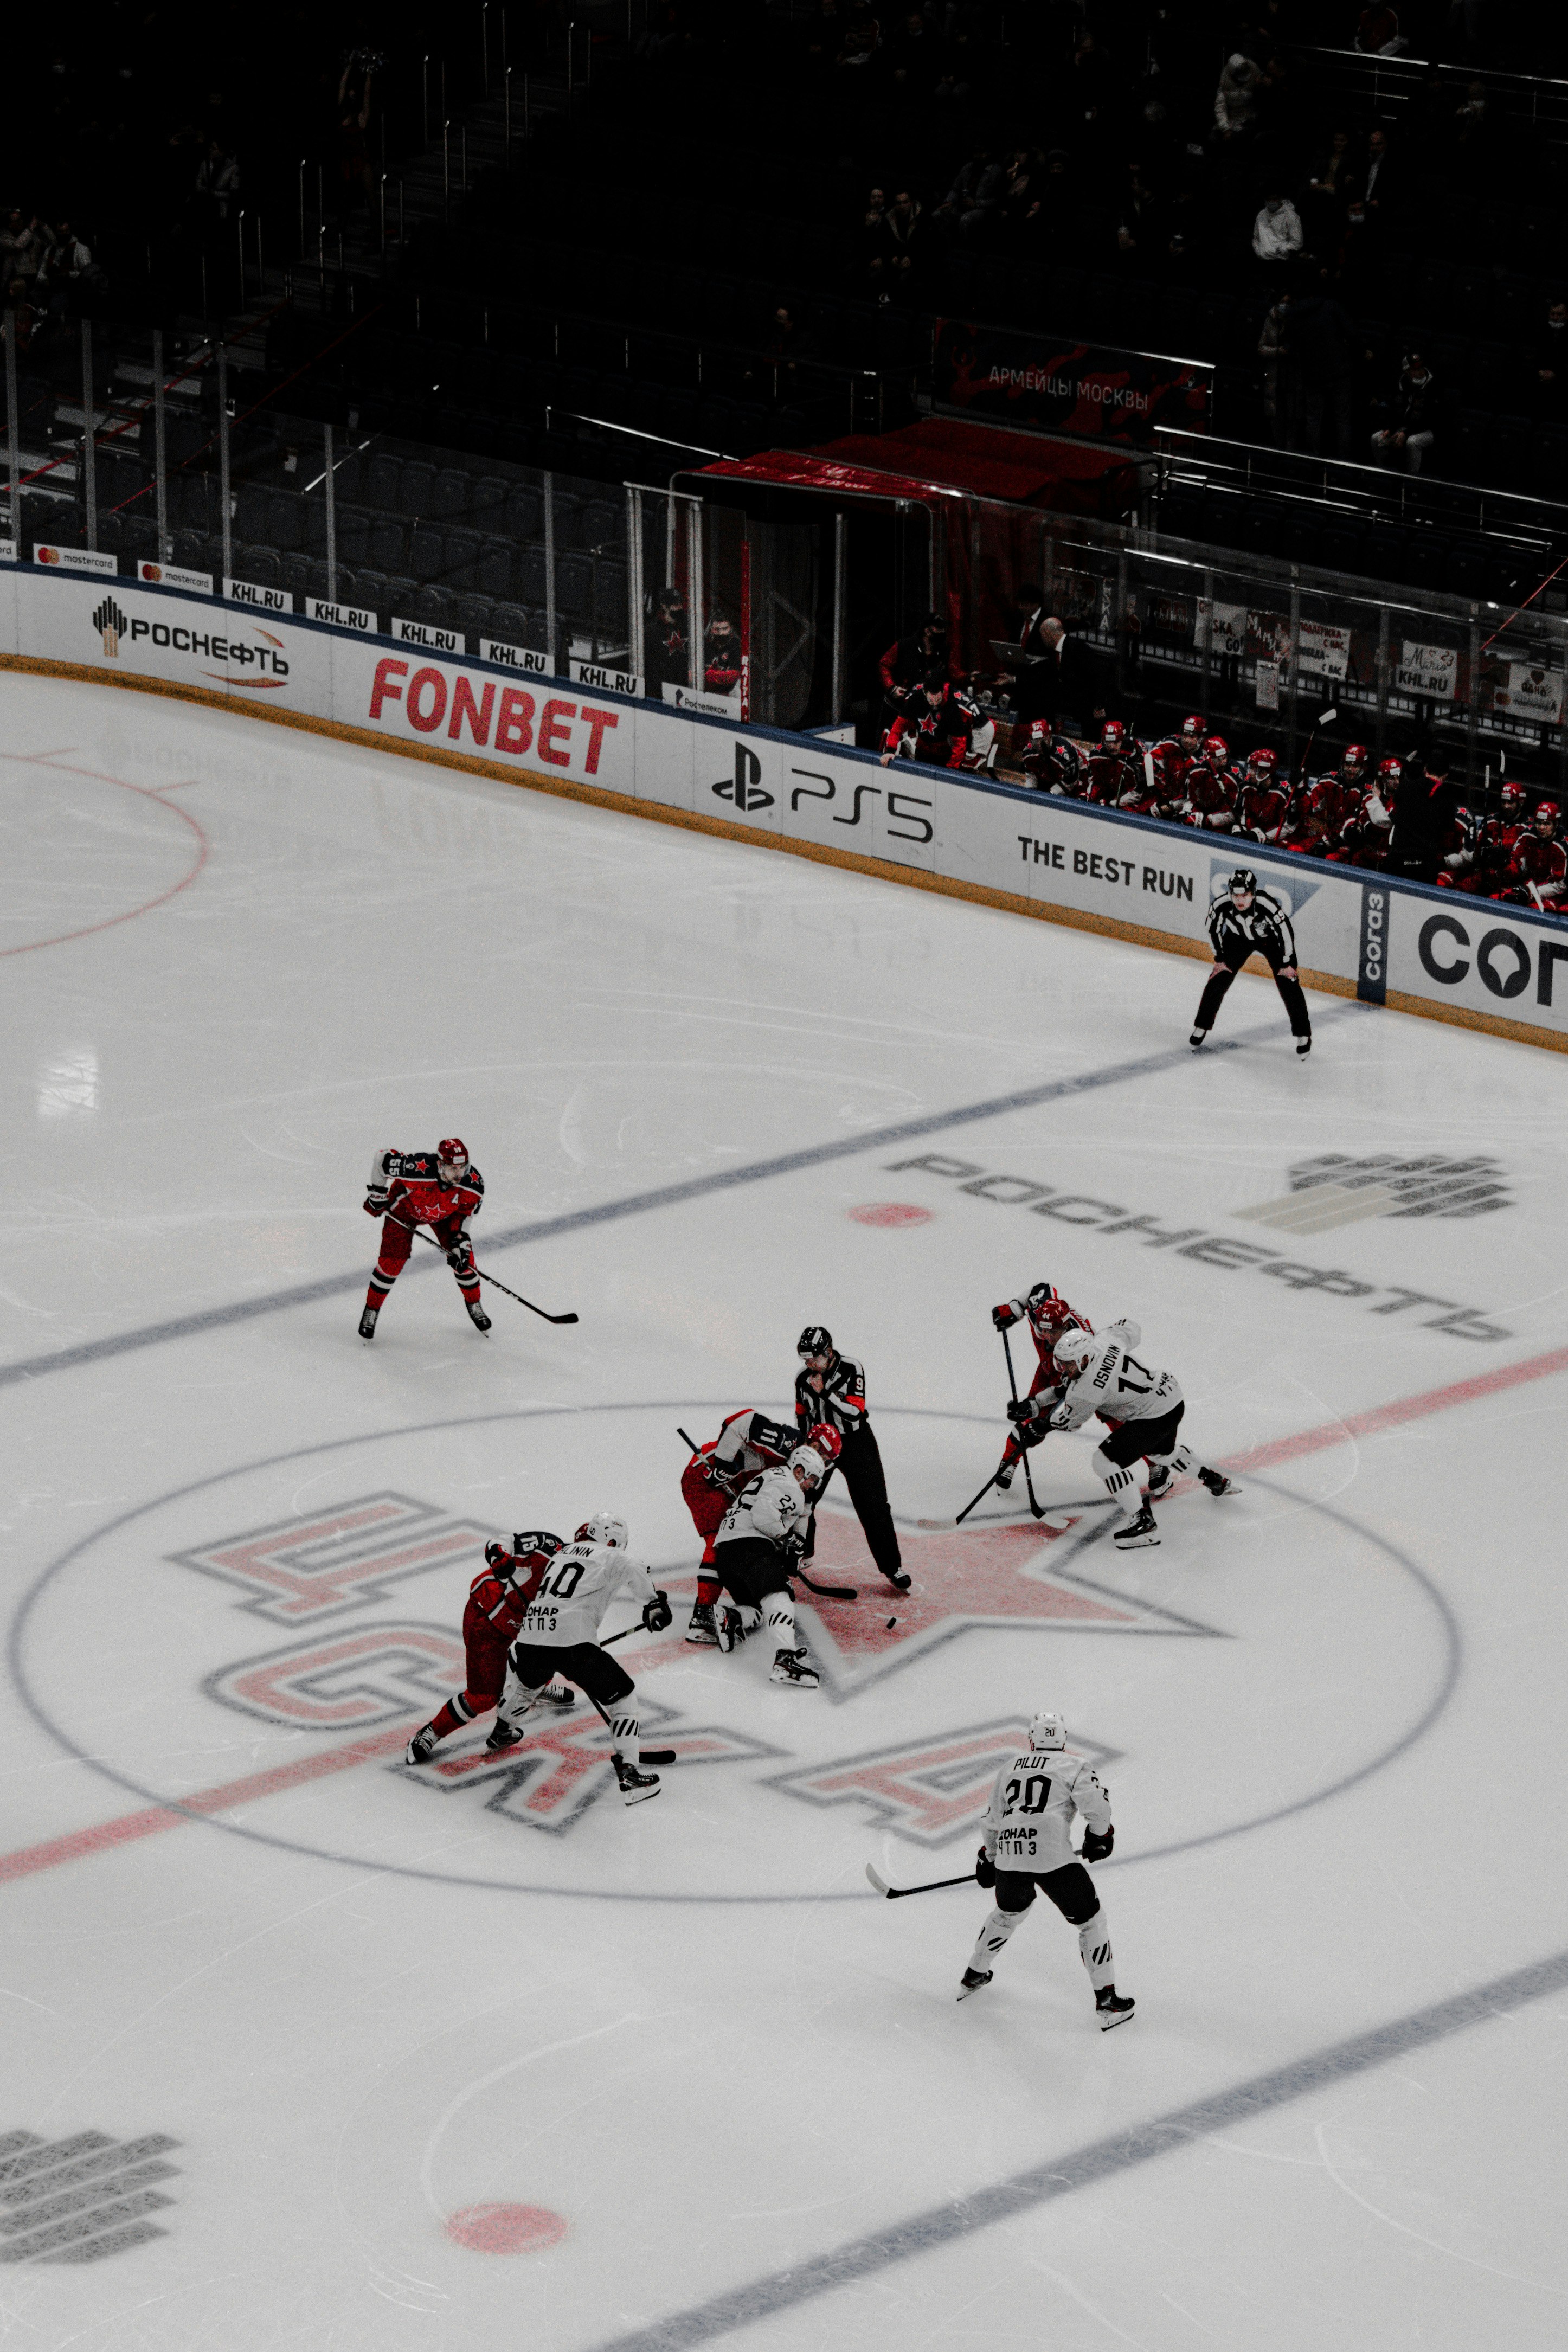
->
[1147,1442,1195,1479]
[606,1707,639,1758]
[1089,1444,1140,1506]
[1078,1907,1116,1993]
[967,1906,1024,1974]
[764,1589,800,1652]
[496,1670,544,1730]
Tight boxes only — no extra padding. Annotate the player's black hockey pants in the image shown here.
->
[508,1640,633,1709]
[818,1426,903,1580]
[712,1537,790,1612]
[995,1861,1099,1924]
[1194,939,1310,1039]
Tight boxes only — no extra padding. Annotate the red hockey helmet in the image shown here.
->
[807,1422,843,1464]
[1341,743,1370,781]
[1533,799,1560,834]
[1246,747,1280,780]
[1180,714,1204,745]
[437,1136,470,1176]
[1099,719,1128,754]
[1376,756,1402,785]
[1500,781,1527,815]
[1201,735,1230,767]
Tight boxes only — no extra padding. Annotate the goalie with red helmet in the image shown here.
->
[681,1411,842,1644]
[404,1532,574,1764]
[360,1139,487,1339]
[989,1282,1095,1493]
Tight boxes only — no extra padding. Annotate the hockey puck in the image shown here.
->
[886,1616,897,1629]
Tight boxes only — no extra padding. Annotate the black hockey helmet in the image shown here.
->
[797,1325,834,1360]
[1229,867,1259,897]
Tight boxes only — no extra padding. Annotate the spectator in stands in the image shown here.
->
[1252,190,1303,271]
[1355,3,1408,53]
[856,185,888,280]
[1304,127,1354,246]
[195,139,240,226]
[1361,128,1395,222]
[1371,351,1438,472]
[756,304,817,394]
[1213,53,1262,139]
[0,211,45,284]
[1116,166,1161,266]
[836,9,882,67]
[1258,292,1293,443]
[1528,297,1568,421]
[881,190,926,288]
[934,151,1004,238]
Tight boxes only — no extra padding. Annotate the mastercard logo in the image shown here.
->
[141,562,163,582]
[37,546,60,565]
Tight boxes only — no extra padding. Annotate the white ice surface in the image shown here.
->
[2,672,1567,2351]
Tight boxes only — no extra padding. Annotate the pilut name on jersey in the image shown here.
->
[981,1746,1113,1874]
[1058,1336,1183,1428]
[717,1464,807,1549]
[519,1539,658,1648]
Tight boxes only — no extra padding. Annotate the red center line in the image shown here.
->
[5,1342,1567,1890]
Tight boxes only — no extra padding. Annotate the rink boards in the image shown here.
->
[5,560,1567,1051]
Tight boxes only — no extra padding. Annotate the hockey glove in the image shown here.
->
[975,1847,997,1889]
[1081,1825,1115,1863]
[1047,1402,1075,1430]
[363,1190,389,1216]
[991,1301,1020,1331]
[1005,1397,1040,1427]
[642,1590,673,1634]
[484,1541,511,1572]
[447,1239,476,1278]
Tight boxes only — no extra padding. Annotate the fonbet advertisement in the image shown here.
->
[5,562,1567,1047]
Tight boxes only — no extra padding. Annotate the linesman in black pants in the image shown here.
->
[794,1326,911,1592]
[1191,867,1312,1057]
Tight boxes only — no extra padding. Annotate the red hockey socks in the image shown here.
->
[697,1573,722,1608]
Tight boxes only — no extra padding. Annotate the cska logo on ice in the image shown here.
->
[179,1480,1207,1842]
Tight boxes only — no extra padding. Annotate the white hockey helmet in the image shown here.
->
[790,1445,826,1486]
[1029,1710,1067,1751]
[1053,1328,1098,1377]
[575,1511,628,1550]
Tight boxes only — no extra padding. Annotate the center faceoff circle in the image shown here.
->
[15,1403,1455,1903]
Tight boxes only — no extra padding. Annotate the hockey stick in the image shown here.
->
[921,1463,1007,1529]
[865,1862,978,1900]
[675,1426,858,1602]
[1000,1327,1047,1521]
[394,1218,579,1323]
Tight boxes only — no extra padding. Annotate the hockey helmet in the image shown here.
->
[1341,743,1370,780]
[1201,734,1230,767]
[436,1136,470,1177]
[796,1326,834,1363]
[575,1512,628,1550]
[807,1422,843,1464]
[1180,714,1204,745]
[1500,781,1527,816]
[1028,1710,1067,1751]
[1533,799,1560,834]
[1149,737,1181,778]
[1099,719,1128,754]
[1376,755,1402,785]
[790,1445,826,1486]
[1246,747,1280,780]
[1053,1328,1098,1377]
[1228,867,1260,898]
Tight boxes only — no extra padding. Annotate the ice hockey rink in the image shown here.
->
[3,666,1566,2352]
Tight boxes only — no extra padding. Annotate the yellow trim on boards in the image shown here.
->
[6,648,1566,1057]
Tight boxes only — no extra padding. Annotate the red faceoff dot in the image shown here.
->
[847,1203,933,1228]
[445,2204,569,2254]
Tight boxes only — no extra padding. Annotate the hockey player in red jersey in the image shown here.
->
[680,1409,830,1645]
[1111,738,1184,820]
[1495,799,1567,907]
[1019,722,1090,795]
[1085,719,1143,806]
[1283,764,1363,857]
[1336,757,1399,869]
[404,1532,574,1763]
[1183,736,1238,831]
[360,1139,488,1339]
[1233,748,1291,844]
[1448,781,1528,893]
[989,1282,1094,1492]
[880,671,995,770]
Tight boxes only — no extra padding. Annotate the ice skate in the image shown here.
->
[882,1567,912,1593]
[685,1599,720,1648]
[770,1646,820,1688]
[536,1681,575,1706]
[485,1716,524,1752]
[613,1755,660,1807]
[1199,1467,1239,1499]
[993,1458,1014,1492]
[1113,1504,1160,1550]
[1296,1033,1312,1057]
[1096,1987,1136,2030]
[404,1723,440,1765]
[1189,1026,1209,1050]
[466,1299,492,1333]
[957,1968,992,2002]
[1145,1462,1174,1501]
[358,1304,379,1339]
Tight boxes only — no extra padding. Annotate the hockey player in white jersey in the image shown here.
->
[1007,1319,1237,1548]
[710,1446,823,1688]
[957,1710,1134,2027]
[493,1512,672,1804]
